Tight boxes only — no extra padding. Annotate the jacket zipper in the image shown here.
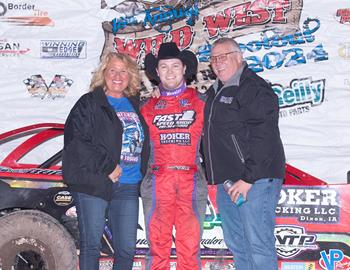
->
[231,134,245,163]
[207,87,225,184]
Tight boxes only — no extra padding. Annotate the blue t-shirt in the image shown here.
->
[107,96,144,184]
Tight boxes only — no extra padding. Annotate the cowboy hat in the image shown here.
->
[144,42,198,83]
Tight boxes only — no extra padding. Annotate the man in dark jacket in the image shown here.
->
[202,37,285,270]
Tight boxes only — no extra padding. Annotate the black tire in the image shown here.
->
[0,210,77,270]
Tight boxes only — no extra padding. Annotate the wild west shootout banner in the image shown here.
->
[1,0,350,269]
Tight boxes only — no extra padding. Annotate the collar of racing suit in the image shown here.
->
[159,81,187,97]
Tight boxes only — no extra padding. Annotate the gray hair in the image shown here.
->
[212,37,241,52]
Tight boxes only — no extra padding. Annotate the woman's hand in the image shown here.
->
[108,164,122,183]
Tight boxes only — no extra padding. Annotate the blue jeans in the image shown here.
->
[73,182,139,270]
[217,178,282,270]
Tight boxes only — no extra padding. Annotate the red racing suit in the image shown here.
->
[140,87,208,270]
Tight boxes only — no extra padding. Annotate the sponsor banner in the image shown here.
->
[0,0,350,184]
[0,1,54,26]
[319,250,350,270]
[0,38,30,57]
[276,186,340,224]
[101,0,303,94]
[335,8,350,25]
[1,0,350,266]
[281,262,315,270]
[23,74,73,99]
[123,185,350,269]
[273,77,326,119]
[338,42,350,60]
[40,40,87,59]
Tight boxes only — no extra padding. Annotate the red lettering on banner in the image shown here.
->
[202,8,233,39]
[170,26,194,49]
[203,0,291,39]
[242,0,275,25]
[336,9,350,24]
[113,34,163,59]
[269,0,291,23]
[113,38,136,58]
[232,3,252,27]
[113,26,195,60]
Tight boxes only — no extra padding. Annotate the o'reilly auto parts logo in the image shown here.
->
[40,40,87,59]
[273,77,326,119]
[275,225,318,259]
[153,110,195,129]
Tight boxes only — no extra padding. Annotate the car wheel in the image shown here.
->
[0,210,77,270]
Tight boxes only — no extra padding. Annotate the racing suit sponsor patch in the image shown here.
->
[154,99,167,109]
[160,132,191,145]
[152,110,195,129]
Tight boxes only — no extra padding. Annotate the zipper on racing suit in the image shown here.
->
[231,134,245,164]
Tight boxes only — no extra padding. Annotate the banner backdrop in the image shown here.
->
[1,0,349,183]
[104,184,350,270]
[1,1,350,269]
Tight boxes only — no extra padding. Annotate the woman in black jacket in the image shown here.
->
[62,52,149,270]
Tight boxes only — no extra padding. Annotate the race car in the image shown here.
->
[1,123,349,270]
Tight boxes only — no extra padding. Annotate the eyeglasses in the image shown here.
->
[210,51,240,64]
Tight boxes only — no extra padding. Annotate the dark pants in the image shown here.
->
[73,183,139,270]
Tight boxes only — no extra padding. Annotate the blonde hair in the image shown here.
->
[89,52,141,97]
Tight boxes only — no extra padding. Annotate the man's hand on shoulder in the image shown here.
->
[151,87,160,98]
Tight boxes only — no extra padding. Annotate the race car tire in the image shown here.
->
[0,210,77,270]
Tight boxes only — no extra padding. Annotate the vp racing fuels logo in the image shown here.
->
[275,225,318,259]
[153,110,195,129]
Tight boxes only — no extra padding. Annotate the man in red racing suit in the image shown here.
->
[140,42,208,270]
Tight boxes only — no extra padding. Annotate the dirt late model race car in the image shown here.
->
[0,123,349,270]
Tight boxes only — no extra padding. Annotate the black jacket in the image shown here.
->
[62,87,150,200]
[203,65,285,185]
